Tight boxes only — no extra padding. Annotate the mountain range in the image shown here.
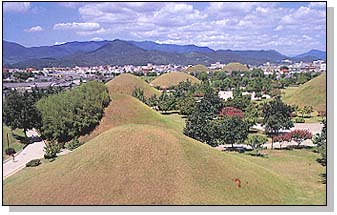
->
[3,39,326,69]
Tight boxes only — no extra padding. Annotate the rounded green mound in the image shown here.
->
[4,123,295,205]
[106,73,160,98]
[184,64,209,73]
[222,62,249,73]
[283,73,326,111]
[150,72,201,89]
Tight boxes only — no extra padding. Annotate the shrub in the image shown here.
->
[256,117,264,124]
[219,107,244,119]
[290,129,313,146]
[26,159,41,167]
[294,117,305,123]
[245,134,268,155]
[274,133,292,149]
[5,147,16,156]
[44,141,61,159]
[65,139,83,151]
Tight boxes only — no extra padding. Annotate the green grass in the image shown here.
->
[184,64,209,73]
[151,72,201,89]
[2,124,25,160]
[107,73,161,98]
[282,73,326,111]
[163,113,186,132]
[232,149,326,205]
[3,75,326,205]
[140,76,157,84]
[217,62,249,73]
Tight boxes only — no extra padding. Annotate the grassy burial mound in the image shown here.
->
[222,62,249,73]
[3,75,325,205]
[150,72,201,89]
[80,93,180,142]
[282,73,326,111]
[4,92,325,205]
[106,73,160,98]
[184,64,209,73]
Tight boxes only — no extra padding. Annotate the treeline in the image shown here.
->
[37,81,110,142]
[3,86,64,136]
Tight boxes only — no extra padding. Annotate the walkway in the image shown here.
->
[3,129,45,179]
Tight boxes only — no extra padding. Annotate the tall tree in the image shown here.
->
[262,97,294,149]
[209,116,249,148]
[184,85,221,143]
[3,90,41,136]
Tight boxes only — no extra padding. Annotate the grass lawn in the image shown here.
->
[292,111,325,123]
[232,149,326,205]
[140,76,157,83]
[2,124,26,161]
[281,74,326,112]
[163,113,186,132]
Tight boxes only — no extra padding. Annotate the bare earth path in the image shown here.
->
[3,129,45,179]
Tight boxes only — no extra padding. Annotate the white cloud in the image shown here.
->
[76,28,108,36]
[37,2,326,56]
[90,37,104,41]
[58,2,84,8]
[53,22,100,31]
[54,41,67,45]
[308,2,326,9]
[25,26,43,33]
[3,2,30,13]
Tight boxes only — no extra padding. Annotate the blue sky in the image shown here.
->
[3,2,326,56]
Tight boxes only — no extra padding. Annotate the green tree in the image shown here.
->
[244,103,260,128]
[177,96,196,116]
[3,90,41,136]
[209,116,249,148]
[245,134,268,155]
[158,91,176,113]
[304,105,314,118]
[44,141,61,159]
[313,119,326,165]
[146,94,159,108]
[184,86,221,143]
[262,97,294,149]
[197,72,208,82]
[37,81,110,142]
[132,87,145,103]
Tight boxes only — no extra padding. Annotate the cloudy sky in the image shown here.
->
[3,2,326,56]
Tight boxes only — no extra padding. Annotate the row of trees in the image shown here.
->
[3,86,64,136]
[37,81,110,142]
[196,69,320,93]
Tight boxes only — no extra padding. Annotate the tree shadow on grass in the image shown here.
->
[224,147,252,153]
[286,145,315,150]
[274,147,294,151]
[247,153,269,158]
[316,158,326,166]
[319,173,326,184]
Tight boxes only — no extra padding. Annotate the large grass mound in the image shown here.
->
[222,62,249,73]
[106,73,160,98]
[184,64,209,73]
[150,72,201,89]
[4,122,317,205]
[282,73,326,111]
[3,75,325,205]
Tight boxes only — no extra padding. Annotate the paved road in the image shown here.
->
[3,129,45,179]
[217,122,323,151]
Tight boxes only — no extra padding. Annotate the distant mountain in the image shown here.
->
[128,40,214,54]
[293,49,326,61]
[3,39,318,68]
[3,40,110,65]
